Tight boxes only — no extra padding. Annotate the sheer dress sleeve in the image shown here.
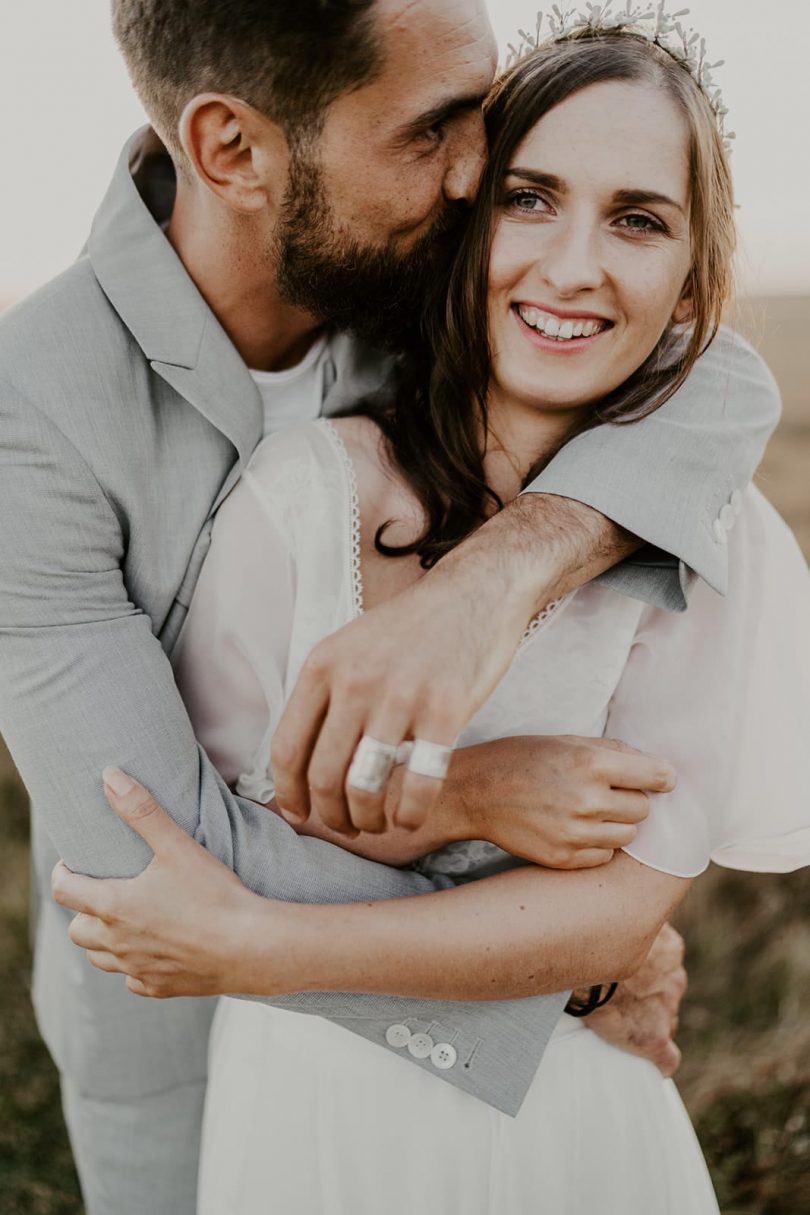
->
[608,487,810,877]
[172,464,295,805]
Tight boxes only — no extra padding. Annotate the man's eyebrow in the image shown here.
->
[399,91,489,138]
[506,170,686,215]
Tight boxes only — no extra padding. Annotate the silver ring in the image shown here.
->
[407,739,453,781]
[347,735,398,794]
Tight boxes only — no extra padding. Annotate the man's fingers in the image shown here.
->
[306,701,363,835]
[271,668,330,823]
[101,768,190,856]
[393,709,459,829]
[601,749,677,793]
[345,702,413,833]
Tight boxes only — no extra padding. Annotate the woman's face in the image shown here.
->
[486,79,693,422]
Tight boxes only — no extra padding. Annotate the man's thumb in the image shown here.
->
[102,767,185,855]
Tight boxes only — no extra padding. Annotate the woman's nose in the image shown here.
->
[540,221,605,298]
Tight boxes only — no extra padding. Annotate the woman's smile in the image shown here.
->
[487,79,692,425]
[512,302,613,355]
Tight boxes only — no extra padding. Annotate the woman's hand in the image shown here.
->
[51,768,290,999]
[444,734,674,869]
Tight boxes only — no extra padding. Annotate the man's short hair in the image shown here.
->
[112,0,381,160]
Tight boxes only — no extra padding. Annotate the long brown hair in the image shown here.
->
[361,30,736,567]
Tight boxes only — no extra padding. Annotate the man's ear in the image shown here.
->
[177,93,289,214]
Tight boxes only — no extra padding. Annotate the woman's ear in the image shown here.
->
[671,284,694,325]
[177,93,289,214]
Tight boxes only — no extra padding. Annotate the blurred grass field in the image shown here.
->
[0,297,808,1213]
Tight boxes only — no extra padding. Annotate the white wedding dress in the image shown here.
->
[173,419,810,1214]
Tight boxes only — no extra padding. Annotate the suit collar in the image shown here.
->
[88,127,262,463]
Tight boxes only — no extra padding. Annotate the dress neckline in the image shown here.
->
[318,418,570,644]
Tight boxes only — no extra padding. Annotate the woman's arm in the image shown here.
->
[234,852,688,1001]
[56,783,688,1001]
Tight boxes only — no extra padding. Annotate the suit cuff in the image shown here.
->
[522,439,730,611]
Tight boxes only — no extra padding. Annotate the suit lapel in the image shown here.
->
[88,127,262,470]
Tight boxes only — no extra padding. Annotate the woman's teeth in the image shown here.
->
[517,306,607,341]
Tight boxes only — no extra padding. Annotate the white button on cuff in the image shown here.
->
[720,503,736,530]
[385,1024,412,1049]
[407,1032,435,1059]
[430,1042,457,1071]
[712,518,728,544]
[730,489,743,516]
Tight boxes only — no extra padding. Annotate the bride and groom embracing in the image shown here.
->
[3,0,809,1211]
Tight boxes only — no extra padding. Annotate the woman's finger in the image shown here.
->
[600,789,651,824]
[69,912,111,952]
[601,748,677,793]
[87,949,126,974]
[575,821,639,852]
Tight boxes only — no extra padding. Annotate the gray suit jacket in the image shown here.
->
[0,128,781,1117]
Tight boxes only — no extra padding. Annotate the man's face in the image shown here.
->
[274,0,497,344]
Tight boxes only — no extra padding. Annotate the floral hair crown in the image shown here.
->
[505,1,734,153]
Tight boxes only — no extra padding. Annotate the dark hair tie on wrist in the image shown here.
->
[564,982,619,1017]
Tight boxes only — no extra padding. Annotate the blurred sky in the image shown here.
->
[1,0,808,300]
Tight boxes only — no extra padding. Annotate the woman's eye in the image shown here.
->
[507,189,552,215]
[615,212,666,235]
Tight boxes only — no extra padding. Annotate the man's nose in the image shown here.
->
[442,114,487,205]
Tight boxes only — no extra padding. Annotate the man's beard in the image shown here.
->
[275,143,467,350]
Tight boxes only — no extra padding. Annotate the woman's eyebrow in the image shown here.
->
[505,168,565,191]
[612,188,686,215]
[506,170,686,216]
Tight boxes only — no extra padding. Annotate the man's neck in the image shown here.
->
[167,182,324,372]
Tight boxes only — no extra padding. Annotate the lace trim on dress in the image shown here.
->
[320,419,365,618]
[519,595,570,649]
[319,418,570,640]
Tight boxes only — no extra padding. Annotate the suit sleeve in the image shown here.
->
[524,328,782,610]
[0,383,452,903]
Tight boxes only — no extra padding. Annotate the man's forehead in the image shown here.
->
[370,0,497,105]
[374,0,496,67]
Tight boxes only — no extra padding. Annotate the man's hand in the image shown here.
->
[581,923,687,1076]
[51,768,270,999]
[272,493,639,838]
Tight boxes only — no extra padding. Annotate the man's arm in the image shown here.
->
[272,329,781,834]
[0,383,453,901]
[529,327,782,605]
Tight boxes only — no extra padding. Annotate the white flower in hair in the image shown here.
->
[505,0,735,153]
